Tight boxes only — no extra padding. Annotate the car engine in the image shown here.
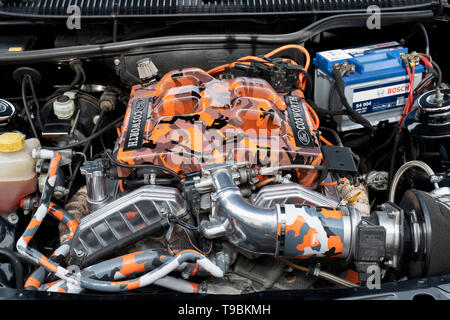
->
[0,13,449,297]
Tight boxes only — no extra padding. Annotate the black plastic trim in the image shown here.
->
[0,10,435,64]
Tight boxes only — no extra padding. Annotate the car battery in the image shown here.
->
[313,41,425,132]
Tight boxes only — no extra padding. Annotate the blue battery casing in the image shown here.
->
[314,41,425,85]
[313,41,425,131]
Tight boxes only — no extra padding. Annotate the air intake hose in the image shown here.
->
[199,167,450,280]
[200,168,357,259]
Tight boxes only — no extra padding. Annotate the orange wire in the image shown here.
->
[320,136,333,146]
[264,44,311,71]
[119,180,125,193]
[305,102,319,130]
[320,181,338,187]
[320,177,348,187]
[302,154,323,187]
[206,44,310,89]
[208,56,273,75]
[238,56,272,63]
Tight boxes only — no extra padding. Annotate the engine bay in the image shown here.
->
[0,12,449,297]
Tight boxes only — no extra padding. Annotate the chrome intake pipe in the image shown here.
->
[200,168,356,259]
[201,168,279,254]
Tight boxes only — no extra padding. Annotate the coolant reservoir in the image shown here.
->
[0,132,40,213]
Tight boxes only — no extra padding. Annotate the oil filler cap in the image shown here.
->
[0,132,25,152]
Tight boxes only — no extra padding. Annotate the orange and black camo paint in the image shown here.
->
[280,205,346,259]
[24,202,79,290]
[17,149,221,293]
[115,68,322,186]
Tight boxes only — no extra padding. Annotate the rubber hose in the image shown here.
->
[388,160,437,203]
[0,249,24,289]
[388,129,402,185]
[21,76,39,139]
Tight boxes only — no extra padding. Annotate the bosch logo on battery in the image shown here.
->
[387,84,410,95]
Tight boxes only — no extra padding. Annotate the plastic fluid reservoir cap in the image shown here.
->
[0,132,25,152]
[53,93,76,120]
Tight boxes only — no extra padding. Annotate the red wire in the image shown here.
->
[418,79,433,93]
[398,65,415,127]
[408,66,415,113]
[415,55,436,94]
[399,67,411,124]
[420,55,432,68]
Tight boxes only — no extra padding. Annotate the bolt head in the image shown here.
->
[74,249,85,258]
[7,213,18,224]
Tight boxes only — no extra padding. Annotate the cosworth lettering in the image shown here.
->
[123,98,149,150]
[285,96,314,148]
[287,97,307,130]
[127,110,144,148]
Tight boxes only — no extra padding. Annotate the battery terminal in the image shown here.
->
[400,52,421,67]
[333,61,355,77]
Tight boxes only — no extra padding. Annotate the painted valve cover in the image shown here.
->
[115,68,321,183]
